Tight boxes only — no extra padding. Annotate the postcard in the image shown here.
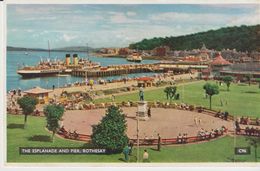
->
[1,0,260,169]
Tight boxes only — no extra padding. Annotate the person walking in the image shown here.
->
[148,107,151,118]
[123,145,129,162]
[128,140,134,156]
[194,116,198,126]
[143,149,149,162]
[139,86,144,101]
[157,133,161,151]
[198,117,202,125]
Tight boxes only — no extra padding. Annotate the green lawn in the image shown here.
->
[95,81,260,118]
[7,114,260,163]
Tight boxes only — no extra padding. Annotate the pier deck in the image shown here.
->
[71,63,206,77]
[71,63,162,77]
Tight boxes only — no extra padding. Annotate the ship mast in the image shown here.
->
[86,43,89,59]
[48,40,51,59]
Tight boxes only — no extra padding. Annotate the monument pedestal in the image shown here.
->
[137,101,149,121]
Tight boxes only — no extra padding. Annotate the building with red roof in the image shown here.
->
[24,86,53,104]
[137,77,154,87]
[211,52,231,66]
[211,52,232,78]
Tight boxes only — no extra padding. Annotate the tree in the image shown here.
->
[222,76,233,91]
[44,104,64,142]
[203,83,219,109]
[245,74,253,86]
[17,96,38,127]
[164,86,177,101]
[128,25,260,52]
[91,105,128,153]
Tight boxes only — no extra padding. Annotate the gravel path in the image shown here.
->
[63,107,233,139]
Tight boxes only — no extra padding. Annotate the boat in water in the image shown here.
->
[126,52,142,63]
[17,54,101,78]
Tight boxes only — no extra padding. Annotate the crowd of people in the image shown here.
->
[244,126,260,137]
[239,116,251,125]
[176,133,188,144]
[8,88,22,97]
[197,126,227,141]
[7,88,22,113]
[235,119,260,137]
[215,111,229,120]
[57,126,80,140]
[239,116,260,126]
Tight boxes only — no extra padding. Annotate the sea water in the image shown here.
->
[7,51,159,91]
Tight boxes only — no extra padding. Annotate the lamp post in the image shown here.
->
[182,78,184,103]
[58,71,60,89]
[136,111,139,163]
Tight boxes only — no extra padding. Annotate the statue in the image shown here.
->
[137,86,148,121]
[139,86,144,101]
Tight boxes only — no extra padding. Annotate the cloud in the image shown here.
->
[62,34,77,42]
[24,16,57,21]
[109,12,144,24]
[201,4,258,9]
[126,11,136,16]
[26,29,34,33]
[8,4,260,48]
[150,12,229,25]
[228,9,260,26]
[9,28,17,32]
[149,10,260,28]
[13,5,71,15]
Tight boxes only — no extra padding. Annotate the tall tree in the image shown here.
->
[44,104,64,142]
[203,83,219,110]
[222,76,233,91]
[91,105,128,153]
[17,96,38,128]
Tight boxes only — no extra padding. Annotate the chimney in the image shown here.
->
[65,54,70,66]
[73,54,78,65]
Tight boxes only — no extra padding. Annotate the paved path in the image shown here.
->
[63,107,233,139]
[48,73,197,98]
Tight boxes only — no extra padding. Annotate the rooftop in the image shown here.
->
[24,86,53,94]
[137,77,154,81]
[211,53,231,66]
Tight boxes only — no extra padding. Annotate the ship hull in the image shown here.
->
[17,70,60,78]
[126,59,142,63]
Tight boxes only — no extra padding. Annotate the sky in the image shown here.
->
[7,4,260,48]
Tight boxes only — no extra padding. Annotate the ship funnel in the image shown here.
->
[73,54,78,65]
[65,54,70,65]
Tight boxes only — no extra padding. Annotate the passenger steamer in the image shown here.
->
[126,52,142,63]
[17,54,101,78]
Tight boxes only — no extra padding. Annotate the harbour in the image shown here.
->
[7,51,159,91]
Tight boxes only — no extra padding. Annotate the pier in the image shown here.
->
[71,63,208,78]
[71,63,163,77]
[17,52,209,79]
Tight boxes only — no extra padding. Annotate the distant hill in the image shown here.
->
[52,46,94,52]
[7,46,97,52]
[129,25,260,52]
[7,46,47,51]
